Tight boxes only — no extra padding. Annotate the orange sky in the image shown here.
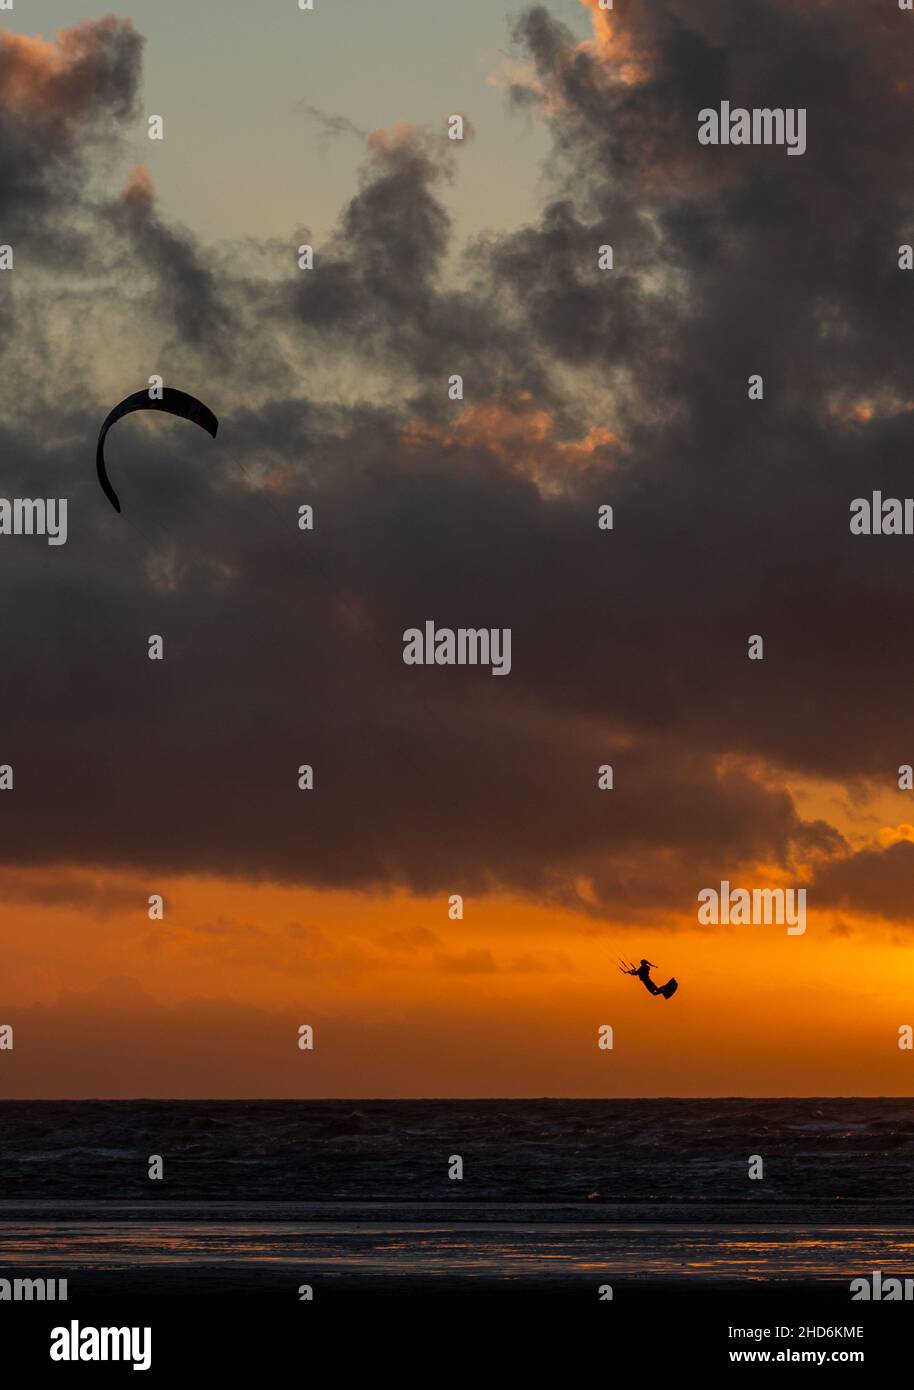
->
[3,823,914,1097]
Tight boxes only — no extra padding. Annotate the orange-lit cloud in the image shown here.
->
[490,1,651,120]
[0,18,139,126]
[578,0,652,86]
[122,164,154,208]
[365,118,471,175]
[827,395,914,427]
[403,393,618,493]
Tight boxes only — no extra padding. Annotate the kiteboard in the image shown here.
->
[660,978,678,999]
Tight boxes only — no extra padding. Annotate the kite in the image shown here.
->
[96,388,219,513]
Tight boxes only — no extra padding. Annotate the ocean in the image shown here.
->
[2,1097,913,1297]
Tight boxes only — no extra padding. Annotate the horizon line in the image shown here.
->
[2,1094,913,1104]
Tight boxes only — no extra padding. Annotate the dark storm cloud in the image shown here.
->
[0,867,142,916]
[0,18,142,257]
[812,840,914,924]
[287,121,546,397]
[106,167,237,351]
[493,0,914,782]
[1,5,912,920]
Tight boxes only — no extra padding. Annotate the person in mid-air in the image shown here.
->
[620,958,678,999]
[627,959,661,994]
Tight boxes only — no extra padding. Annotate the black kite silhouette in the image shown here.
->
[96,388,219,513]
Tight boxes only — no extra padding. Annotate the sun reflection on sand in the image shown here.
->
[3,1221,914,1287]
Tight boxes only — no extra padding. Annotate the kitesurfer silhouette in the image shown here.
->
[619,957,679,1000]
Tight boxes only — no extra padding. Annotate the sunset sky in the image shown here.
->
[3,0,914,1096]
